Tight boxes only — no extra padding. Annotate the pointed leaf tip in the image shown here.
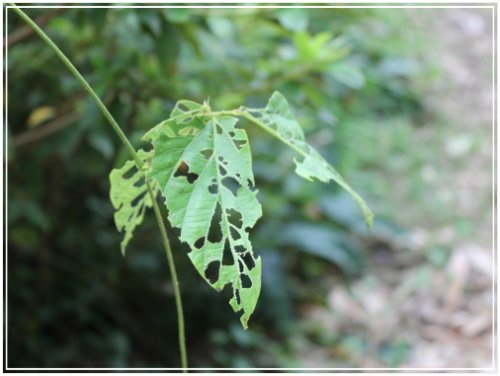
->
[251,92,374,228]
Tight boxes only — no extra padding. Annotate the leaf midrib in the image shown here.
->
[211,118,244,291]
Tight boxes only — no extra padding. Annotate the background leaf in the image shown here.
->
[328,61,366,89]
[276,9,309,32]
[280,222,364,276]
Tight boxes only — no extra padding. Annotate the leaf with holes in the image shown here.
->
[149,115,262,329]
[109,149,156,255]
[248,91,374,228]
[142,99,206,142]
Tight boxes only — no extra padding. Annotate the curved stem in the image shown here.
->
[146,186,187,370]
[9,4,142,169]
[240,110,374,229]
[10,4,188,370]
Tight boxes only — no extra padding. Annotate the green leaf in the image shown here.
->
[142,99,205,143]
[280,222,364,276]
[293,31,332,60]
[249,91,373,228]
[149,115,262,329]
[163,9,190,24]
[109,149,155,255]
[156,19,180,75]
[292,32,350,68]
[276,9,309,32]
[206,16,234,40]
[328,62,366,89]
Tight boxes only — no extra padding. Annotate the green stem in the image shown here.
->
[239,111,307,156]
[240,110,374,229]
[146,185,187,370]
[9,4,141,169]
[10,4,188,370]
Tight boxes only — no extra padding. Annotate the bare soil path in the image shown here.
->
[295,8,494,368]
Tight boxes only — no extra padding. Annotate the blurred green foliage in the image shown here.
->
[7,7,432,368]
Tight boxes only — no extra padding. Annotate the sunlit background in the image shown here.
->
[6,7,493,368]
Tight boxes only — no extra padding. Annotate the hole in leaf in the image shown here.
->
[208,182,218,195]
[222,177,241,196]
[174,161,199,184]
[172,227,181,238]
[123,166,137,180]
[218,156,224,162]
[216,124,223,134]
[247,179,256,192]
[133,176,145,188]
[222,239,233,266]
[230,227,241,240]
[244,226,251,233]
[235,245,246,254]
[241,274,252,289]
[130,191,147,207]
[241,253,255,271]
[179,127,199,137]
[201,149,213,159]
[234,139,247,149]
[227,208,243,228]
[221,284,233,300]
[174,161,188,175]
[194,237,205,249]
[228,131,235,137]
[207,203,223,243]
[238,260,244,273]
[205,261,220,284]
[186,173,198,183]
[235,289,241,305]
[218,164,227,176]
[127,209,140,222]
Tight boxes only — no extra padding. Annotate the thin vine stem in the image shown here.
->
[9,4,188,370]
[146,185,187,370]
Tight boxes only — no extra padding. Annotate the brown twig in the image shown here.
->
[6,8,65,48]
[11,111,79,146]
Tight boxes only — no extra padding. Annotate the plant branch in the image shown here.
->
[239,110,306,156]
[6,8,65,47]
[9,4,188,370]
[12,111,79,146]
[9,4,142,169]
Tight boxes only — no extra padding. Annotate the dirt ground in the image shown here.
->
[296,8,494,369]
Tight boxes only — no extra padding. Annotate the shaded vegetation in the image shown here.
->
[7,7,443,368]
